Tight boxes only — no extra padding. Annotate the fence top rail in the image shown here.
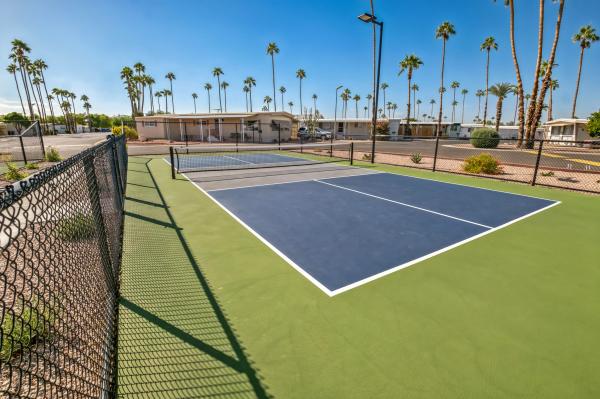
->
[173,142,351,152]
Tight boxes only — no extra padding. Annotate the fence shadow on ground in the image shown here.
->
[118,156,270,398]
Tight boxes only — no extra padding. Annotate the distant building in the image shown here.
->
[316,118,455,139]
[458,124,544,140]
[543,118,592,142]
[135,112,297,143]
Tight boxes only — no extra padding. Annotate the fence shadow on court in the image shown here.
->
[118,156,270,398]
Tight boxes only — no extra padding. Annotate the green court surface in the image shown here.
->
[118,156,600,398]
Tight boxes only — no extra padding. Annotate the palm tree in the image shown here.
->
[399,54,423,134]
[266,42,280,111]
[480,37,498,126]
[263,95,272,111]
[524,94,531,119]
[155,91,163,112]
[243,85,250,112]
[163,89,172,113]
[475,89,485,120]
[416,100,422,120]
[244,76,256,112]
[364,106,368,118]
[33,59,53,128]
[121,66,137,117]
[511,86,519,124]
[571,25,598,118]
[450,81,460,123]
[165,72,176,113]
[192,93,198,113]
[392,103,398,119]
[547,80,558,121]
[411,84,419,118]
[279,86,286,111]
[460,89,468,124]
[6,64,27,117]
[204,83,212,112]
[221,81,229,112]
[145,76,156,114]
[296,69,306,116]
[288,101,294,114]
[366,94,373,118]
[429,99,436,119]
[10,39,35,120]
[212,67,224,112]
[489,83,513,132]
[81,95,92,131]
[435,22,456,136]
[353,95,361,118]
[312,94,318,114]
[379,83,389,117]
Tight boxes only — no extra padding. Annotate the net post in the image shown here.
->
[19,135,27,164]
[531,139,544,186]
[350,142,354,165]
[184,123,189,148]
[432,136,440,172]
[169,146,176,179]
[236,123,240,151]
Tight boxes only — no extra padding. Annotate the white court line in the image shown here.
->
[222,155,255,164]
[315,179,493,229]
[166,158,561,297]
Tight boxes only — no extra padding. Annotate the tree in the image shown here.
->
[366,94,373,118]
[571,25,598,118]
[364,106,368,118]
[243,85,250,112]
[204,83,212,112]
[416,100,422,120]
[163,89,172,113]
[312,94,318,115]
[461,89,469,124]
[263,96,272,111]
[429,99,436,118]
[480,37,498,126]
[399,54,423,135]
[411,84,419,118]
[435,22,456,136]
[353,95,361,118]
[267,42,280,111]
[244,77,256,112]
[165,72,176,113]
[380,83,389,117]
[279,86,286,111]
[6,64,27,117]
[221,81,229,112]
[450,81,460,123]
[146,76,156,114]
[192,92,198,113]
[489,83,513,132]
[547,80,558,121]
[296,69,306,116]
[9,39,35,120]
[510,86,519,124]
[475,89,485,120]
[587,111,600,137]
[288,101,294,114]
[392,103,398,119]
[212,67,223,112]
[81,94,92,131]
[1,112,28,133]
[155,91,163,112]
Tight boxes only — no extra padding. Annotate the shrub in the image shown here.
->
[410,153,422,164]
[587,111,600,138]
[4,162,28,182]
[45,147,62,162]
[362,153,372,161]
[112,125,138,140]
[470,128,500,148]
[463,153,503,175]
[541,171,555,177]
[375,121,390,138]
[56,212,96,241]
[25,162,39,170]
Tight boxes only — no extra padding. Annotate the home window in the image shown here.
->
[142,121,157,127]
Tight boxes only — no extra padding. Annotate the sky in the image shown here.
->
[1,0,599,123]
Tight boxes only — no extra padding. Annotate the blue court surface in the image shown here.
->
[203,172,559,296]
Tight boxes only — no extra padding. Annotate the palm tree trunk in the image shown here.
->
[413,88,417,118]
[18,64,35,120]
[170,80,175,113]
[224,88,228,112]
[525,0,545,142]
[47,96,57,134]
[193,98,197,113]
[216,76,222,112]
[452,88,456,123]
[405,72,412,135]
[249,89,253,112]
[513,94,518,124]
[39,70,56,133]
[281,93,284,112]
[11,72,27,116]
[271,56,277,112]
[165,94,169,113]
[461,93,466,124]
[149,85,154,113]
[508,0,526,146]
[571,46,584,118]
[548,88,553,121]
[207,91,210,113]
[246,91,249,112]
[483,49,490,126]
[299,79,303,117]
[26,71,42,122]
[495,98,503,132]
[437,39,446,136]
[477,96,481,119]
[355,101,358,118]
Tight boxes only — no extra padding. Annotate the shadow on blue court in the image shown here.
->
[208,173,558,296]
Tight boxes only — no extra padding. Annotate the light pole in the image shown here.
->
[358,13,383,163]
[332,85,343,145]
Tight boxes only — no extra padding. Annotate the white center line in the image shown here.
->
[315,180,493,229]
[222,155,255,164]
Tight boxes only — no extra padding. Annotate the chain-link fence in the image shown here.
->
[352,136,600,194]
[0,134,126,398]
[0,121,46,170]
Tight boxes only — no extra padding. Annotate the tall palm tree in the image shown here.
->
[411,84,419,118]
[243,85,250,112]
[191,92,198,113]
[296,69,306,116]
[429,99,436,118]
[399,54,423,134]
[450,81,460,123]
[146,76,156,114]
[163,89,172,113]
[204,83,212,112]
[288,101,294,114]
[266,42,280,111]
[33,59,53,127]
[155,91,163,112]
[279,86,286,111]
[524,94,531,119]
[364,106,368,118]
[221,81,229,112]
[480,37,498,126]
[211,67,224,112]
[475,89,485,120]
[10,39,35,120]
[165,72,176,113]
[366,94,373,118]
[25,61,43,121]
[460,89,468,124]
[435,21,456,136]
[244,76,256,112]
[6,64,27,116]
[489,83,513,132]
[81,94,92,131]
[571,25,598,118]
[121,66,137,117]
[353,95,361,118]
[378,83,388,117]
[310,94,317,115]
[547,80,558,121]
[263,96,272,111]
[416,100,422,120]
[392,103,398,119]
[511,86,519,124]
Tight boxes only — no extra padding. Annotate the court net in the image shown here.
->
[170,142,354,174]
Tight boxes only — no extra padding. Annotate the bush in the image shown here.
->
[25,162,39,170]
[45,147,62,162]
[362,153,372,161]
[587,111,600,138]
[410,153,422,164]
[112,125,138,140]
[56,212,96,241]
[4,162,28,182]
[463,153,503,175]
[470,128,500,148]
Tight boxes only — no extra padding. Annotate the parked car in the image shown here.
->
[314,128,332,140]
[298,127,332,141]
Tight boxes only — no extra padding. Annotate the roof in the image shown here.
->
[317,118,452,125]
[543,118,588,126]
[136,111,296,120]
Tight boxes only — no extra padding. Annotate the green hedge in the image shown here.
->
[470,128,500,148]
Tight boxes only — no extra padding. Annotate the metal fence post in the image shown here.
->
[169,146,176,179]
[350,142,354,165]
[108,135,124,211]
[37,121,46,158]
[531,139,544,186]
[18,135,28,164]
[278,123,281,150]
[432,136,440,172]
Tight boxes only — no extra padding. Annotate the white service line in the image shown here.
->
[315,179,493,229]
[222,155,255,164]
